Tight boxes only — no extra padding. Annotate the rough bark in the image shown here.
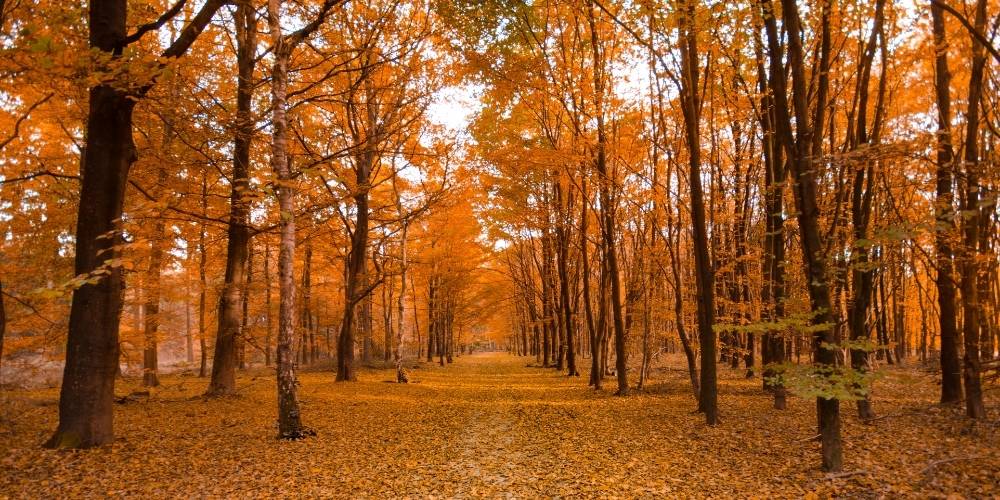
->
[208,0,256,396]
[46,0,227,450]
[930,0,963,405]
[679,0,717,424]
[960,0,988,419]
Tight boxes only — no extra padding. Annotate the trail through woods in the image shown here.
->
[1,353,999,497]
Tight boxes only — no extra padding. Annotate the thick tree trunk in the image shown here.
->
[45,0,136,446]
[208,0,255,395]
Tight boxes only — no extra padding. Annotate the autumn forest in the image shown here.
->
[1,0,999,496]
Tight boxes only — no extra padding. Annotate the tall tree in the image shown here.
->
[929,0,963,405]
[266,0,344,438]
[45,0,229,449]
[677,0,718,425]
[208,0,257,396]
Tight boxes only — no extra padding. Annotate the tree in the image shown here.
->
[208,0,258,397]
[265,0,345,438]
[45,0,229,449]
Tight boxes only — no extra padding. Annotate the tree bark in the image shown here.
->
[678,0,717,424]
[46,0,226,449]
[761,0,842,471]
[930,0,963,406]
[208,0,256,395]
[960,0,988,419]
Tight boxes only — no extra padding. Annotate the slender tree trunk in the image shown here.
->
[960,0,988,419]
[268,0,309,438]
[930,0,963,405]
[198,177,209,378]
[679,0,717,424]
[762,0,842,471]
[395,222,409,382]
[264,243,273,367]
[0,279,5,384]
[845,0,885,419]
[587,1,628,396]
[208,0,255,395]
[143,191,165,388]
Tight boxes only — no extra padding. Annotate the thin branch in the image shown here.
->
[0,169,78,185]
[122,0,188,47]
[929,0,1000,62]
[0,93,54,153]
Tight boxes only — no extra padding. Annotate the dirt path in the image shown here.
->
[1,352,998,497]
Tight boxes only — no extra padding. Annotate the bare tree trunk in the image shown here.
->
[761,0,842,471]
[587,1,627,396]
[264,243,273,367]
[266,0,337,438]
[185,273,194,364]
[395,221,409,383]
[0,279,5,385]
[336,149,373,381]
[143,185,165,387]
[756,24,787,409]
[45,3,136,447]
[240,244,253,370]
[300,243,313,367]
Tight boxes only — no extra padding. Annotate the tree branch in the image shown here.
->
[285,0,348,50]
[930,0,1000,62]
[122,0,189,47]
[0,93,53,153]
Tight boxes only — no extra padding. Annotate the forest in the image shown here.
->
[0,0,999,496]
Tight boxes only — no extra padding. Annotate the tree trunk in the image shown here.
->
[208,0,255,395]
[267,0,309,438]
[679,0,717,424]
[0,279,5,384]
[960,0,988,419]
[45,0,136,448]
[143,162,167,388]
[761,0,842,471]
[395,220,409,383]
[336,150,373,381]
[264,243,273,366]
[930,0,963,405]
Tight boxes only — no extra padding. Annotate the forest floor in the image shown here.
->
[0,352,998,498]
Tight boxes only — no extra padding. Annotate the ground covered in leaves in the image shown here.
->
[1,353,998,498]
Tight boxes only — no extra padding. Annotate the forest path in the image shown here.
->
[2,352,999,497]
